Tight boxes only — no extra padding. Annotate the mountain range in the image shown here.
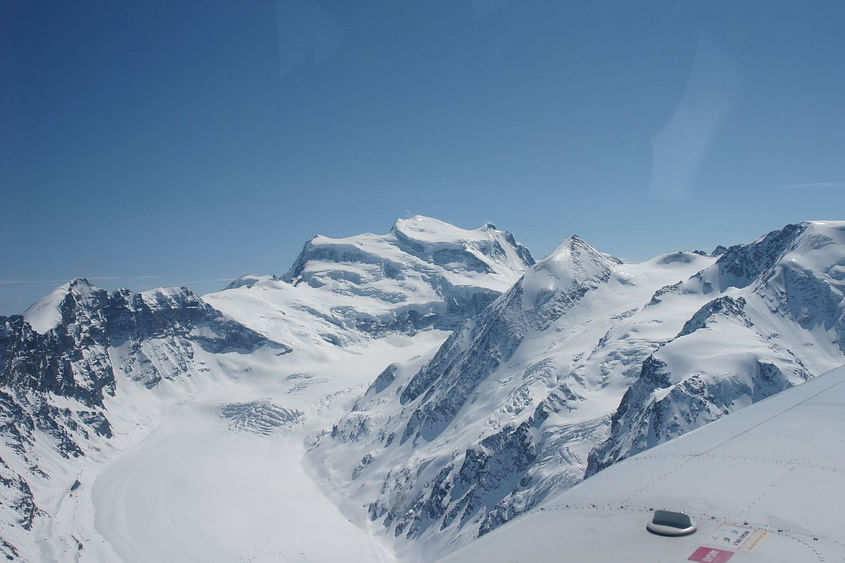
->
[1,216,843,561]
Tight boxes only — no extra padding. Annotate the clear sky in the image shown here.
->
[2,0,844,315]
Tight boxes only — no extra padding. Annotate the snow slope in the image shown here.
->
[22,283,73,334]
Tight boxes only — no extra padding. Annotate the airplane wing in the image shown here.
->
[439,365,845,562]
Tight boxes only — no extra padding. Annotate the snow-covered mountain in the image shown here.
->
[587,220,845,474]
[312,221,845,561]
[0,279,289,559]
[1,217,843,562]
[204,216,534,348]
[0,216,533,561]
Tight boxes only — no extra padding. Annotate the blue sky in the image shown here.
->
[2,0,844,314]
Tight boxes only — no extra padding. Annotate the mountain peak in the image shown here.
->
[390,215,454,235]
[283,216,533,287]
[518,235,621,322]
[69,276,93,288]
[22,278,102,333]
[389,215,505,245]
[537,235,621,279]
[229,217,536,338]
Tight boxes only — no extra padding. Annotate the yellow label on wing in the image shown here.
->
[742,530,770,553]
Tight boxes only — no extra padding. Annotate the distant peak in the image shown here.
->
[280,215,534,286]
[539,235,622,275]
[69,277,93,289]
[390,216,519,245]
[552,234,605,257]
[802,220,845,233]
[390,215,454,234]
[23,278,98,334]
[806,220,841,226]
[710,245,728,257]
[224,274,267,290]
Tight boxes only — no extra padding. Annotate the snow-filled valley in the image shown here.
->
[17,299,453,562]
[1,217,844,561]
[88,336,443,563]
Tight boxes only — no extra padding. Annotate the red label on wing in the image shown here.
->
[688,546,734,563]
